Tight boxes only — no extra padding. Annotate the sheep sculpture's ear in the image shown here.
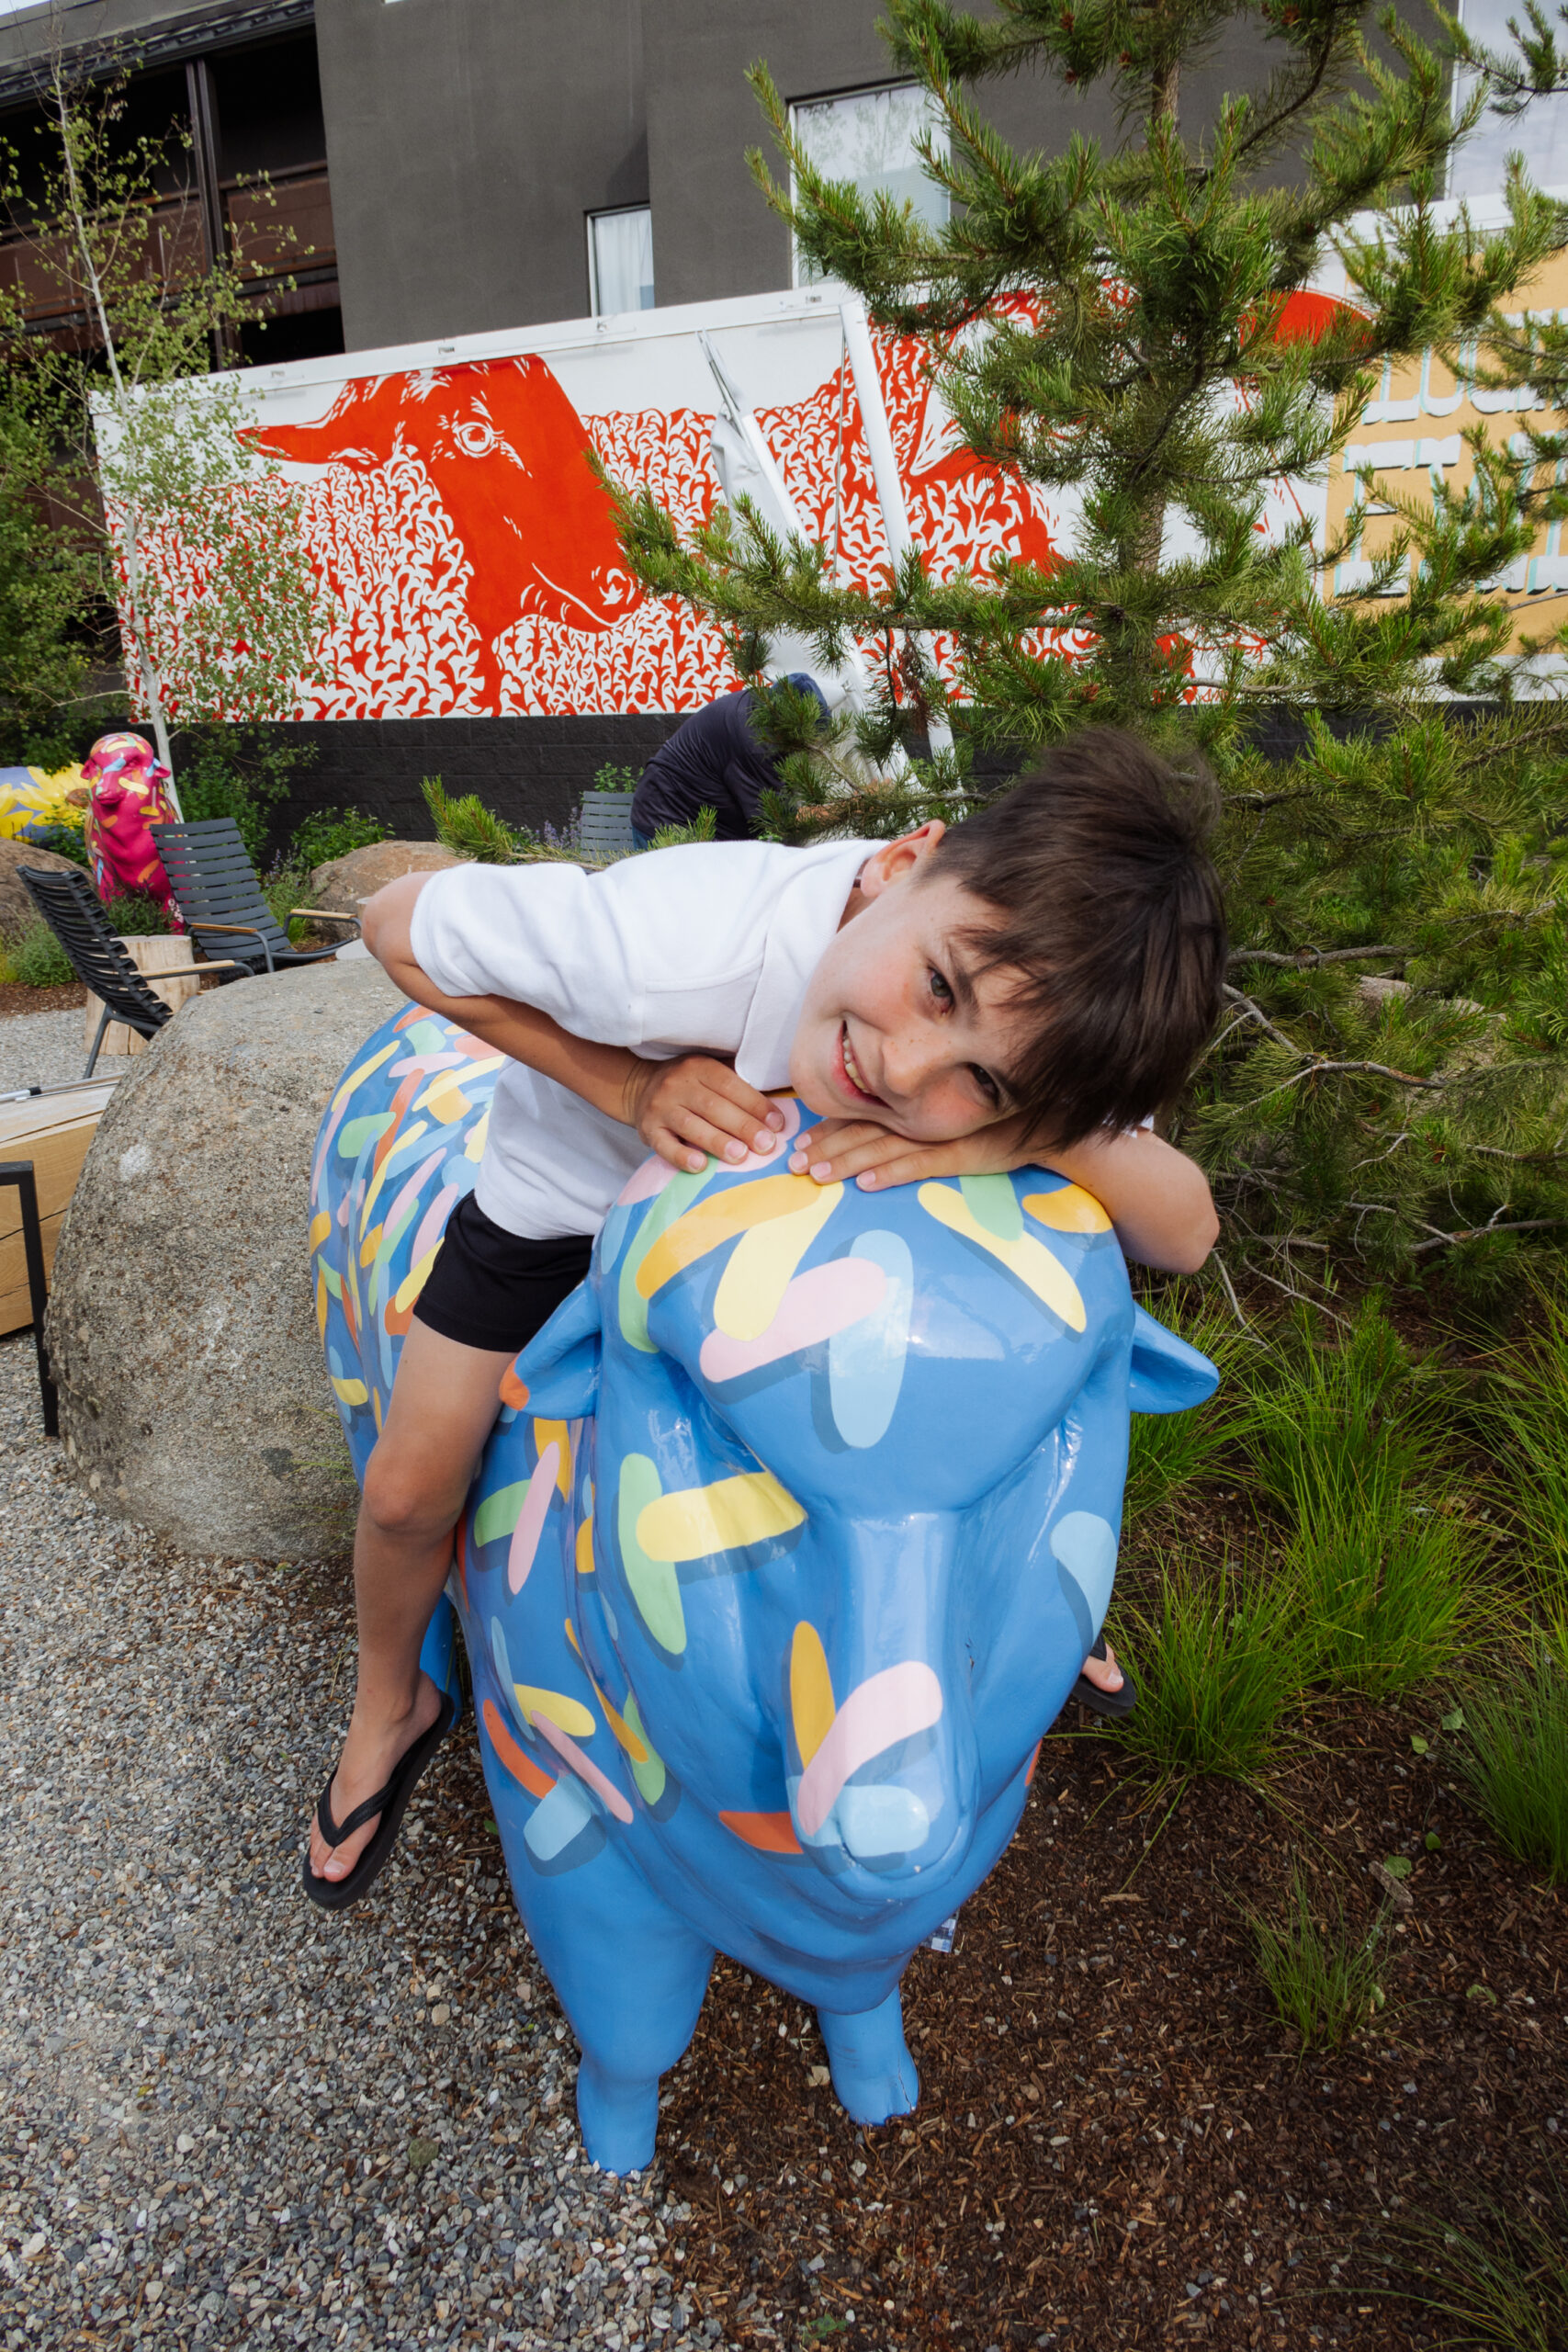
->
[1128,1305,1220,1416]
[513,1281,602,1420]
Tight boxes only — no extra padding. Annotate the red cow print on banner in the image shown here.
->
[244,359,645,710]
[207,320,1063,719]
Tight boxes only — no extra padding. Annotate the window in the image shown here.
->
[1450,0,1568,196]
[788,82,949,287]
[588,206,654,317]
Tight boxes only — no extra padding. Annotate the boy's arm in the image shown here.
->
[787,1114,1217,1273]
[362,873,784,1170]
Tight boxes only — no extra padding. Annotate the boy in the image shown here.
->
[303,729,1226,1907]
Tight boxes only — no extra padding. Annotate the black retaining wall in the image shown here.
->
[172,713,690,860]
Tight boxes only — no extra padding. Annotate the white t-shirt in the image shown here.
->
[410,837,873,1238]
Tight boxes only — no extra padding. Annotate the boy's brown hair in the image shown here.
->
[931,728,1227,1148]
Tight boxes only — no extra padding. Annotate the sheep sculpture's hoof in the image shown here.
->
[819,1988,920,2127]
[576,2059,660,2177]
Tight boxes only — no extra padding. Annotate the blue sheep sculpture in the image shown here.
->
[312,1003,1218,2173]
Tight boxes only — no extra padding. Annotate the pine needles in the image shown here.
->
[421,774,528,865]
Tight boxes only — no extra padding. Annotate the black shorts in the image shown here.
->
[412,1192,593,1356]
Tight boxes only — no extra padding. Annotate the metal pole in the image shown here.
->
[839,297,956,763]
[186,58,238,371]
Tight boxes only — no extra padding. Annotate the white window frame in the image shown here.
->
[586,204,654,320]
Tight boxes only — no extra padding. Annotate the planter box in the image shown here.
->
[577,790,637,857]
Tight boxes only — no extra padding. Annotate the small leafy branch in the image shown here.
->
[0,40,333,795]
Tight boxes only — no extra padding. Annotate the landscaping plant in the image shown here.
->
[1246,1865,1389,2052]
[1485,1281,1568,1638]
[1110,1553,1309,1783]
[1,916,72,989]
[1453,1655,1568,1885]
[291,806,393,871]
[612,0,1568,1293]
[421,774,535,865]
[1385,2170,1568,2352]
[0,60,333,800]
[168,726,316,866]
[1121,1303,1253,1525]
[0,380,105,766]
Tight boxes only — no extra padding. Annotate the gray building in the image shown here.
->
[0,0,1255,354]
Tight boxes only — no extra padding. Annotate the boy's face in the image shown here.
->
[789,823,1032,1142]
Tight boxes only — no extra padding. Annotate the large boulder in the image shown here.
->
[309,838,461,919]
[47,956,403,1560]
[0,837,84,938]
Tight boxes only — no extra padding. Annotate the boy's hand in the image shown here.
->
[628,1055,787,1174]
[788,1115,1219,1271]
[787,1114,1038,1191]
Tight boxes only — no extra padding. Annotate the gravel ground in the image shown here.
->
[0,1333,716,2351]
[0,1007,136,1091]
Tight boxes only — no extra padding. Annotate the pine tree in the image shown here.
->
[613,0,1568,1299]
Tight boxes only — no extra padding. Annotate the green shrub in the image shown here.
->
[1485,1286,1568,1631]
[592,763,639,794]
[1385,2176,1568,2352]
[4,916,72,987]
[291,805,392,871]
[422,773,530,864]
[1111,1555,1309,1783]
[1240,1300,1442,1521]
[28,822,89,868]
[104,888,175,937]
[1286,1461,1487,1699]
[259,856,312,945]
[1454,1659,1568,1885]
[1123,1306,1253,1527]
[1247,1868,1389,2053]
[175,726,316,867]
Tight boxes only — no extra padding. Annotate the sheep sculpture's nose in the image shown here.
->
[784,1573,978,1896]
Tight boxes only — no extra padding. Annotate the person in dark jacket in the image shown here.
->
[630,675,829,846]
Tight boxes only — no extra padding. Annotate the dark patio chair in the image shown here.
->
[150,817,359,978]
[17,865,246,1079]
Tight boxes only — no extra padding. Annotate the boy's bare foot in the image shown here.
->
[1079,1641,1123,1695]
[308,1671,445,1883]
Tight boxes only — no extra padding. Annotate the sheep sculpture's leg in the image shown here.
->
[817,1981,920,2127]
[514,1848,715,2177]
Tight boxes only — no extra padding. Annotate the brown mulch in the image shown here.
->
[644,1702,1563,2350]
[0,981,86,1014]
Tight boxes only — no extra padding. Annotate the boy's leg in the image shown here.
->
[308,1318,513,1885]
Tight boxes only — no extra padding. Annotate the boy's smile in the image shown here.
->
[789,823,1033,1144]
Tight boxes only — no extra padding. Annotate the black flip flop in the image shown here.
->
[301,1685,461,1912]
[1069,1635,1137,1720]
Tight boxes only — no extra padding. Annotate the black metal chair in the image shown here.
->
[0,1159,57,1435]
[17,865,246,1079]
[150,817,359,978]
